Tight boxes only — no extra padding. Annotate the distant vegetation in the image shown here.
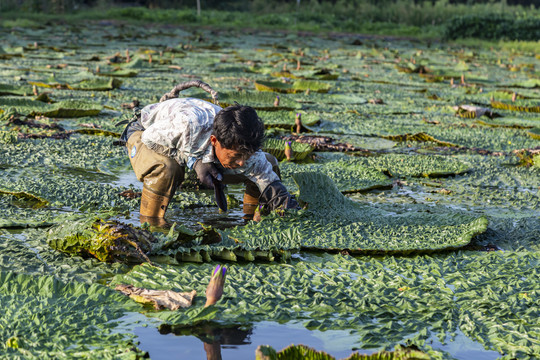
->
[0,0,539,40]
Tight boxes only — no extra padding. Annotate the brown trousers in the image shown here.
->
[126,131,280,200]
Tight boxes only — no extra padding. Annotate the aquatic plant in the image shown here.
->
[0,20,538,359]
[255,344,429,360]
[47,217,157,263]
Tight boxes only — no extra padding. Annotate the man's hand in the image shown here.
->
[194,160,223,188]
[259,181,300,211]
[194,160,227,211]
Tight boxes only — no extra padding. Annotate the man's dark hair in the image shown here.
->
[213,105,265,154]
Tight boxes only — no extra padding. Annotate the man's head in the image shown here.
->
[211,105,264,169]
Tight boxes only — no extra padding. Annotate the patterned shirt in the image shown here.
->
[140,98,279,192]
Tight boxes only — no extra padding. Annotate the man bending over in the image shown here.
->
[121,95,298,227]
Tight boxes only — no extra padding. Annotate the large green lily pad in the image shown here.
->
[29,76,122,91]
[223,172,488,254]
[255,344,429,360]
[263,138,314,161]
[0,271,142,359]
[0,97,103,117]
[259,110,321,130]
[255,80,332,93]
[0,83,34,96]
[281,156,393,193]
[190,90,301,111]
[110,249,540,358]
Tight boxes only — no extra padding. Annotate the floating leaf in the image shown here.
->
[73,128,120,137]
[190,90,301,111]
[259,110,320,130]
[0,189,48,209]
[0,97,102,117]
[47,217,156,263]
[255,80,332,93]
[526,127,540,140]
[29,76,121,91]
[0,83,34,96]
[381,132,458,147]
[263,138,314,161]
[255,344,430,360]
[491,100,540,113]
[0,271,142,358]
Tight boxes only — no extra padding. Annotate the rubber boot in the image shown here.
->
[139,188,171,228]
[242,192,259,221]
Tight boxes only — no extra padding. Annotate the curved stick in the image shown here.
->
[159,80,219,105]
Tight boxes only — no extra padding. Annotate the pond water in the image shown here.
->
[133,320,502,360]
[135,321,372,360]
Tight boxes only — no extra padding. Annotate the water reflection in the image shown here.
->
[159,322,253,360]
[135,321,358,360]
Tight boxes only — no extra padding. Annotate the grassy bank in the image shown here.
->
[0,3,539,41]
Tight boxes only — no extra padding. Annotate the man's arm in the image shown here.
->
[243,152,299,211]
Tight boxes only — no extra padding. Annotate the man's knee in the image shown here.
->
[142,162,185,197]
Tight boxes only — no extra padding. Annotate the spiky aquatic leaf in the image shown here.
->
[263,138,314,161]
[354,153,471,178]
[281,156,392,193]
[111,249,540,358]
[255,80,332,93]
[255,344,429,360]
[190,90,301,111]
[47,217,157,263]
[0,83,34,96]
[0,97,102,117]
[0,189,48,209]
[490,100,540,113]
[526,127,540,140]
[73,128,121,137]
[0,271,142,359]
[381,132,458,147]
[0,19,539,360]
[28,72,122,91]
[223,172,487,254]
[259,110,320,130]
